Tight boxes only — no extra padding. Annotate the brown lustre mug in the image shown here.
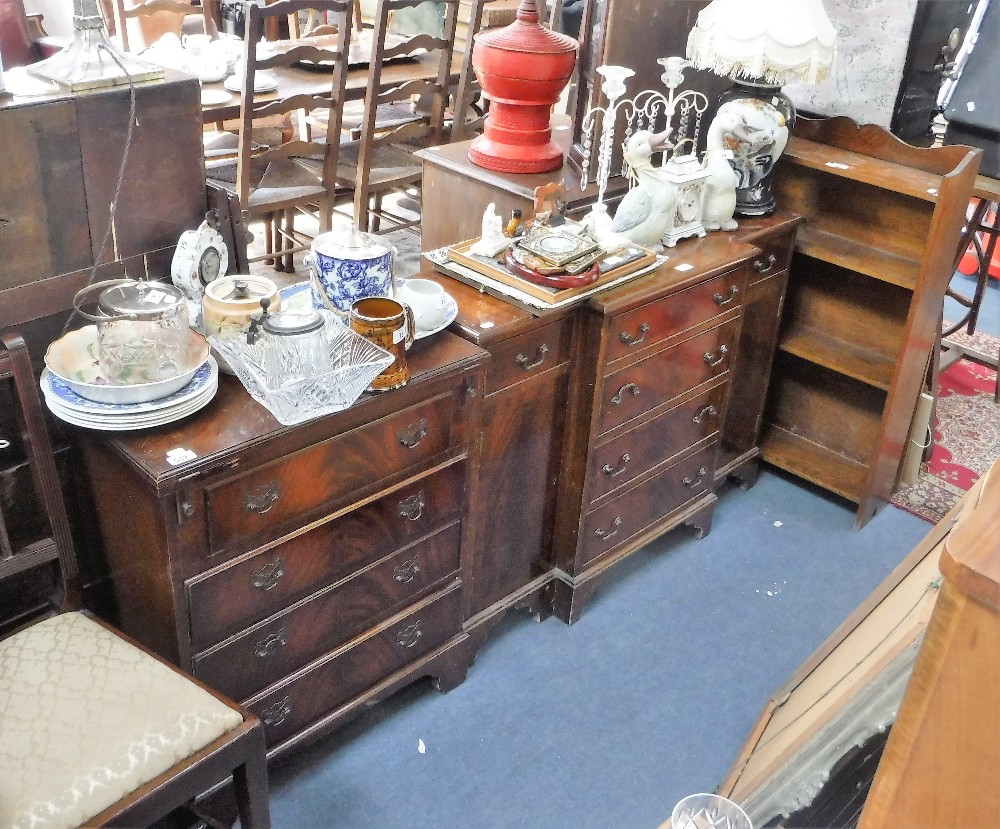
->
[350,297,415,391]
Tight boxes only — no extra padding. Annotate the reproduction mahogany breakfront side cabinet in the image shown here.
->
[420,217,799,629]
[79,335,487,759]
[762,118,981,529]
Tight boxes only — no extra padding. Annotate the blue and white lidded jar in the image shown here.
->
[309,219,395,319]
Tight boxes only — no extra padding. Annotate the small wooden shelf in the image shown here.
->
[779,324,896,391]
[766,117,980,527]
[761,424,869,503]
[795,226,921,290]
[784,137,946,203]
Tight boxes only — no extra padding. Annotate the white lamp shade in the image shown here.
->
[687,0,837,85]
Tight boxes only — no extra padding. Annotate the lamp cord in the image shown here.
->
[63,44,139,333]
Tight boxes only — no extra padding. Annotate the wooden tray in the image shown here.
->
[446,238,658,305]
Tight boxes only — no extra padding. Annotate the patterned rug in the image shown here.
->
[891,329,1000,523]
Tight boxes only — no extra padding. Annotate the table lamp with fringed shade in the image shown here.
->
[686,0,836,216]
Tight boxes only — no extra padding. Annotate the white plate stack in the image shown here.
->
[40,357,220,431]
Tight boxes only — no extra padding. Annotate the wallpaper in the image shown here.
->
[784,0,919,128]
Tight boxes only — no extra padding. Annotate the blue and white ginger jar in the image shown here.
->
[310,220,394,318]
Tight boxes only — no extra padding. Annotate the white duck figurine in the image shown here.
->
[610,130,677,250]
[701,105,742,232]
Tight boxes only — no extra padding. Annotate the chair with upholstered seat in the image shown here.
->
[206,0,354,272]
[0,329,271,829]
[0,0,62,68]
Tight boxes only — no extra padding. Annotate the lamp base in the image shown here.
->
[712,80,794,217]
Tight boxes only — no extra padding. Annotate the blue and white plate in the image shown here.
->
[41,357,216,415]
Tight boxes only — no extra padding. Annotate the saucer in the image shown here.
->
[224,73,279,94]
[200,89,232,106]
[413,292,458,340]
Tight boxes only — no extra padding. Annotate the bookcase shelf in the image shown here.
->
[762,117,980,528]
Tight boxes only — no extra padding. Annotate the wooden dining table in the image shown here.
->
[198,50,462,124]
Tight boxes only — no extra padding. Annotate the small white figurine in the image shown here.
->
[610,130,678,251]
[469,203,511,257]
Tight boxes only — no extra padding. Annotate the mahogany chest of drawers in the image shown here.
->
[429,212,800,628]
[80,333,486,759]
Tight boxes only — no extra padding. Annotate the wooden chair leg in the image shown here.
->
[371,193,382,233]
[283,208,295,273]
[232,725,271,829]
[263,214,275,268]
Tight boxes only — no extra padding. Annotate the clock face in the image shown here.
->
[677,187,701,223]
[198,246,222,286]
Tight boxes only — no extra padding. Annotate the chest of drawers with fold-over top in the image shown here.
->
[79,333,486,760]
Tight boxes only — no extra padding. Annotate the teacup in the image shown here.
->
[395,278,448,332]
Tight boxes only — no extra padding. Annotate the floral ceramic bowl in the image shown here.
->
[44,326,210,404]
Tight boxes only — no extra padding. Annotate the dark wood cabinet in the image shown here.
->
[762,117,980,528]
[79,334,487,759]
[0,71,205,329]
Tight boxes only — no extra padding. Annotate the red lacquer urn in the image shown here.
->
[468,0,578,173]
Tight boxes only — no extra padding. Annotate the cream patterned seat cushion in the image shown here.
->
[0,612,244,829]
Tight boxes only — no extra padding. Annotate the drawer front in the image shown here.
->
[606,268,744,364]
[189,461,466,649]
[192,522,462,700]
[580,445,716,567]
[205,393,457,554]
[247,583,463,748]
[587,383,727,503]
[485,318,573,395]
[747,231,794,284]
[598,319,738,435]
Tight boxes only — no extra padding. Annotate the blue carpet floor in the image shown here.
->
[265,469,932,829]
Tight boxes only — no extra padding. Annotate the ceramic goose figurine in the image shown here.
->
[701,106,742,232]
[610,130,677,250]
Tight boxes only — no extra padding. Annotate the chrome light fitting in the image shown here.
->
[28,0,162,91]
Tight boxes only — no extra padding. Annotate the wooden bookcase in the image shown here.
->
[761,117,980,529]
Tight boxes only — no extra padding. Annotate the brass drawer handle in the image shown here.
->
[713,285,739,306]
[398,417,428,449]
[393,555,421,584]
[602,453,631,477]
[594,516,622,542]
[395,620,423,649]
[250,558,284,591]
[397,491,425,521]
[682,467,708,488]
[515,343,550,371]
[244,480,280,514]
[703,344,729,368]
[611,382,641,405]
[619,322,649,347]
[261,696,291,728]
[255,627,288,658]
[692,404,718,425]
[753,253,778,274]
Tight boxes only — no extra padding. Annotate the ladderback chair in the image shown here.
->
[336,0,463,233]
[207,0,354,272]
[0,329,271,829]
[111,0,218,52]
[449,0,489,143]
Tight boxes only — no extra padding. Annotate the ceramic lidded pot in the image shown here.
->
[468,0,578,173]
[202,275,281,337]
[309,218,395,318]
